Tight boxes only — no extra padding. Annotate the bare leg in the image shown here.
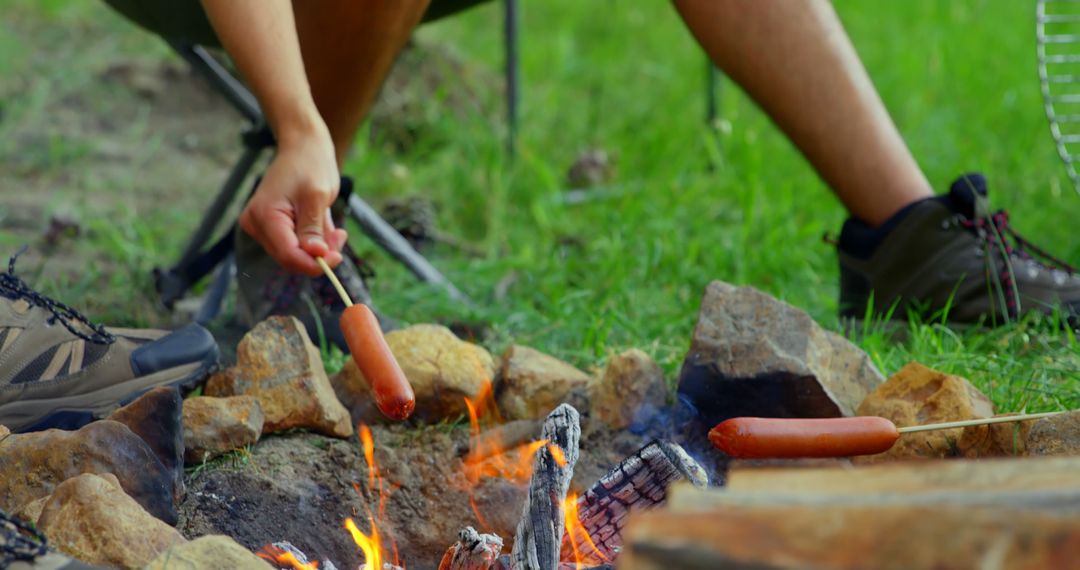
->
[292,0,432,163]
[673,0,932,226]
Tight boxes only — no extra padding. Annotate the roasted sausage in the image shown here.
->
[340,304,415,420]
[708,416,900,458]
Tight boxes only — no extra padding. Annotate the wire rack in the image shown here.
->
[1037,0,1080,195]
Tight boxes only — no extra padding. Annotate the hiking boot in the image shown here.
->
[0,250,219,433]
[838,173,1080,325]
[2,510,105,569]
[235,176,380,351]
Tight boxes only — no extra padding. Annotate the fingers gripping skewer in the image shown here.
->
[316,257,415,420]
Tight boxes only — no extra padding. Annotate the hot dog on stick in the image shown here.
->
[709,412,1066,459]
[316,257,416,421]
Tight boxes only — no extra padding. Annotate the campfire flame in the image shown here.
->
[563,492,609,568]
[353,424,401,569]
[256,545,319,570]
[346,517,383,570]
[462,381,551,487]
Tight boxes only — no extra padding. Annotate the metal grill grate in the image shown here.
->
[1037,0,1080,194]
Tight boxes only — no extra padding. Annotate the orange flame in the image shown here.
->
[256,545,319,570]
[563,492,609,568]
[360,424,378,490]
[346,517,382,570]
[548,443,568,467]
[462,378,553,486]
[351,424,400,569]
[461,376,558,530]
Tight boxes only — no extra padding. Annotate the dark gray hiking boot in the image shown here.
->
[235,176,380,351]
[838,173,1080,325]
[0,250,219,433]
[2,510,105,569]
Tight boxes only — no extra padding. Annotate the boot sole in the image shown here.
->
[0,353,217,433]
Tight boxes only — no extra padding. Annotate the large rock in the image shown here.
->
[856,362,994,463]
[0,425,9,438]
[496,345,592,420]
[331,324,495,423]
[958,414,1033,458]
[206,316,353,438]
[107,386,185,500]
[37,473,186,569]
[182,396,265,465]
[1027,410,1080,456]
[0,420,176,524]
[144,535,274,570]
[590,349,667,429]
[677,282,884,427]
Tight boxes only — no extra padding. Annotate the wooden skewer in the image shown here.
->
[896,410,1066,434]
[315,257,354,308]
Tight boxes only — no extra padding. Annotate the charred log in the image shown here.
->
[438,527,504,570]
[510,404,581,570]
[560,441,708,565]
[492,557,610,570]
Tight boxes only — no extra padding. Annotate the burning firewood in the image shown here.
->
[259,541,339,570]
[510,404,581,570]
[438,526,504,570]
[560,440,708,565]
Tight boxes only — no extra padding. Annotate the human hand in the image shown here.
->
[239,127,348,276]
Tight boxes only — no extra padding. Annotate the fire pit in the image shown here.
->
[3,282,1078,570]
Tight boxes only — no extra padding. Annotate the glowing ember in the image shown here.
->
[563,492,609,568]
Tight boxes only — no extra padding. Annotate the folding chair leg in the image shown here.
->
[504,0,520,156]
[195,254,235,325]
[154,140,266,308]
[347,194,471,305]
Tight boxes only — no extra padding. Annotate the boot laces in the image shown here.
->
[0,247,115,345]
[0,510,49,566]
[947,202,1076,319]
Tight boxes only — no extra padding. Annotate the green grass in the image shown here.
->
[2,0,1078,412]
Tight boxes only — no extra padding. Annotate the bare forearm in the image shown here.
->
[200,0,324,144]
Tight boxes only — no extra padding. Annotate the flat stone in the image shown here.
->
[206,316,352,438]
[182,396,264,465]
[590,349,667,429]
[331,324,495,423]
[677,281,884,427]
[855,362,994,463]
[144,535,274,570]
[1027,410,1080,456]
[0,420,176,524]
[958,414,1033,458]
[37,473,186,570]
[107,386,185,500]
[496,345,592,420]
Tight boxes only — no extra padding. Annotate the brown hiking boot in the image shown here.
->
[0,250,218,433]
[838,173,1080,326]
